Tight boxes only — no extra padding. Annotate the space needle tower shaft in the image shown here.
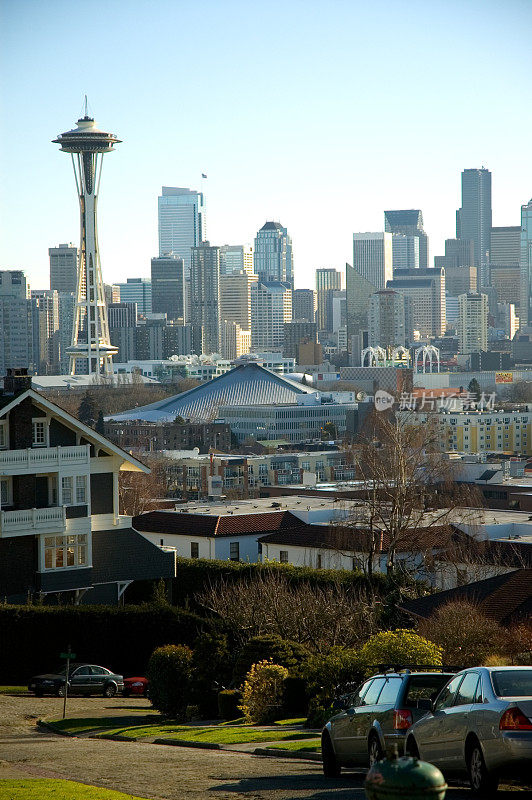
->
[53,103,120,376]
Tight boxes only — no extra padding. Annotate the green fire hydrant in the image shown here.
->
[365,746,447,799]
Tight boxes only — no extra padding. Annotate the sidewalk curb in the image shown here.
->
[37,720,76,737]
[254,747,322,761]
[154,738,221,750]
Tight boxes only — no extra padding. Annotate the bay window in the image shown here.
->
[43,533,88,570]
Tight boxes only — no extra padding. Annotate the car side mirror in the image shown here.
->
[417,698,433,712]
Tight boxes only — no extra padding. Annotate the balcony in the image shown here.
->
[0,506,66,536]
[0,445,90,474]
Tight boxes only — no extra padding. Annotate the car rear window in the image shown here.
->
[491,670,532,698]
[362,678,386,705]
[404,674,453,707]
[376,677,403,705]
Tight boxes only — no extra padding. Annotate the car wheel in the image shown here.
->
[405,736,420,759]
[103,683,117,698]
[368,733,384,766]
[56,685,66,697]
[321,733,341,778]
[468,740,499,796]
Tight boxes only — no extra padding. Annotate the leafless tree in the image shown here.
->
[119,455,172,516]
[196,568,379,652]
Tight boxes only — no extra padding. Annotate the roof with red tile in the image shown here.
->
[133,509,312,538]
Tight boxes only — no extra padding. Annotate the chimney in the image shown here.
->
[4,368,32,396]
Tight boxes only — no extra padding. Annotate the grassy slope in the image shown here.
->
[0,780,149,800]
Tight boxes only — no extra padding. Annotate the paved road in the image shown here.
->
[0,695,527,799]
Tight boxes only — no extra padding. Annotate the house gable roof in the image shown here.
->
[133,509,313,538]
[0,389,149,473]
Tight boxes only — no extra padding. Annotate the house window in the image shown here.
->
[61,476,73,505]
[229,542,240,561]
[32,420,47,447]
[0,423,7,449]
[76,476,87,504]
[191,542,199,559]
[1,477,13,506]
[44,533,88,570]
[279,550,288,563]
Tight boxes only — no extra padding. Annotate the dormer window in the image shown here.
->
[32,419,47,447]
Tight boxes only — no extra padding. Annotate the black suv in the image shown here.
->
[322,670,455,776]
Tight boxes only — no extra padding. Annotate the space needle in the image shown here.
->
[53,101,120,376]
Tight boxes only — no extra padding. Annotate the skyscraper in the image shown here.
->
[368,290,406,348]
[352,233,393,289]
[490,226,521,266]
[384,210,429,269]
[116,278,152,315]
[387,268,446,337]
[53,111,119,375]
[158,187,205,273]
[49,243,79,294]
[190,243,221,355]
[520,198,532,326]
[0,270,33,375]
[253,222,293,286]
[219,271,257,331]
[251,282,292,351]
[151,253,186,321]
[220,245,253,276]
[316,268,342,331]
[456,168,492,289]
[391,234,419,271]
[30,289,60,374]
[458,292,488,354]
[292,288,316,322]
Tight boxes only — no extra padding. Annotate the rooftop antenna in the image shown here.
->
[84,95,88,117]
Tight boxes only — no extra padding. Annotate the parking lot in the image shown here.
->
[0,695,529,799]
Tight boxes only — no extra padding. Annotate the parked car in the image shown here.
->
[404,666,532,794]
[122,676,149,697]
[321,670,454,777]
[28,663,124,697]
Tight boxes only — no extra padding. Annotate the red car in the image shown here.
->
[122,676,149,697]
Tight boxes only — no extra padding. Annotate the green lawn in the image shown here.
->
[264,739,321,752]
[0,687,27,696]
[97,724,318,745]
[0,780,149,800]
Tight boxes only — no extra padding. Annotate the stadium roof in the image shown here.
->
[106,362,315,423]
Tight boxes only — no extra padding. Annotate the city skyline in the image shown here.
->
[1,0,532,291]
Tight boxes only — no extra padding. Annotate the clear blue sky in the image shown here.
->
[1,0,531,290]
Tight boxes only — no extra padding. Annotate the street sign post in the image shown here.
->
[60,645,75,719]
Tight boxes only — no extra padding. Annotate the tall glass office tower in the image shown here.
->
[253,222,293,286]
[456,168,492,289]
[158,187,205,274]
[520,199,532,326]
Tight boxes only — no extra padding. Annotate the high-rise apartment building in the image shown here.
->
[220,245,253,276]
[283,321,318,359]
[445,265,478,297]
[190,243,221,355]
[456,168,492,288]
[292,288,316,322]
[391,234,419,271]
[49,243,79,294]
[520,199,532,327]
[219,271,257,331]
[435,238,475,270]
[254,222,293,286]
[251,282,292,352]
[221,321,251,360]
[151,253,186,321]
[0,270,33,375]
[491,266,521,317]
[57,292,75,373]
[116,278,152,315]
[30,290,60,374]
[384,210,429,269]
[368,290,406,348]
[346,263,378,350]
[387,268,446,337]
[316,268,342,331]
[158,187,205,273]
[458,292,488,354]
[108,302,138,363]
[353,233,393,289]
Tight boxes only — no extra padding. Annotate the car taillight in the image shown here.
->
[393,709,413,730]
[499,707,532,731]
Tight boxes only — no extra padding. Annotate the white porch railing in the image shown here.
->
[0,506,66,534]
[0,445,90,470]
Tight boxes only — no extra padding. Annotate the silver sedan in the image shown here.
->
[404,666,532,794]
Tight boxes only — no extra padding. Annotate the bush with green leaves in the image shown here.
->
[358,629,442,675]
[233,635,310,683]
[240,660,289,723]
[218,688,242,720]
[302,647,362,726]
[147,644,194,718]
[191,632,231,716]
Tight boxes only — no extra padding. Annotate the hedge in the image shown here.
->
[126,557,408,609]
[0,604,206,684]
